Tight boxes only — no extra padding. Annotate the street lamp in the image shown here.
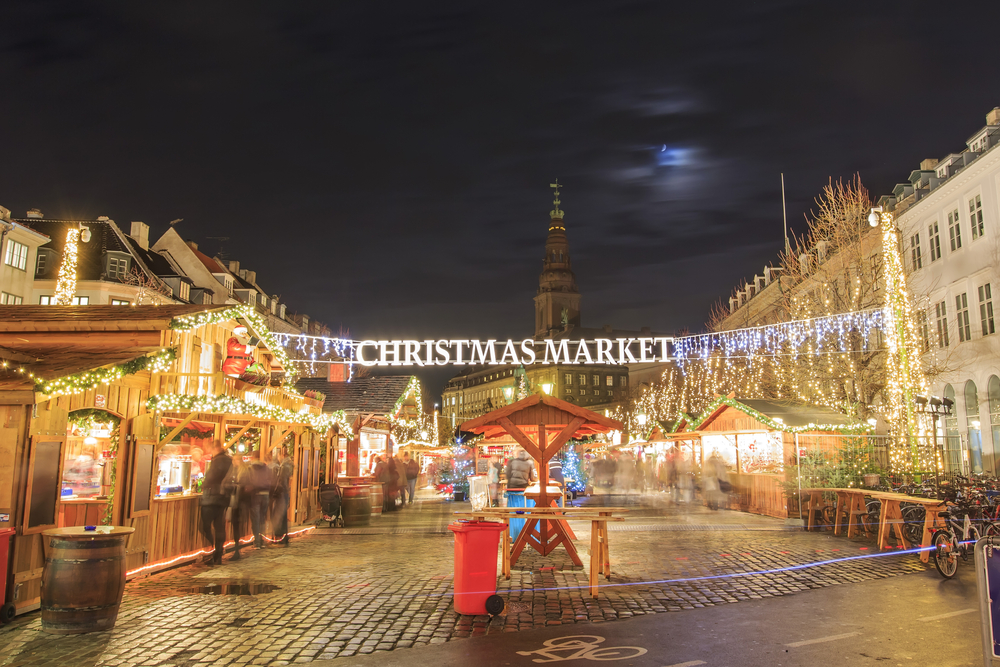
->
[540,382,553,395]
[915,394,954,495]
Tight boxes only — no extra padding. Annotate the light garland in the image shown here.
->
[54,227,80,305]
[273,332,354,381]
[689,395,872,435]
[35,348,177,398]
[146,393,353,438]
[170,305,296,378]
[389,376,440,447]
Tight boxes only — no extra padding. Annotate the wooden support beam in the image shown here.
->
[225,421,257,448]
[497,417,542,460]
[157,411,200,448]
[548,417,586,455]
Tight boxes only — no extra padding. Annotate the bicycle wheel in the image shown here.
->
[962,526,982,562]
[984,521,1000,538]
[821,504,839,531]
[932,532,958,579]
[902,506,925,546]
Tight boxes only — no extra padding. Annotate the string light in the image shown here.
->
[146,393,353,438]
[54,227,80,305]
[35,349,177,398]
[170,305,296,378]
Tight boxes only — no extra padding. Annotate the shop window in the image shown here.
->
[63,417,117,500]
[156,418,217,497]
[25,438,65,532]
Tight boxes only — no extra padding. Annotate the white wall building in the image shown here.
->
[0,206,50,306]
[892,107,1000,476]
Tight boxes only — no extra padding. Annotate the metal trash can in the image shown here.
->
[448,521,505,615]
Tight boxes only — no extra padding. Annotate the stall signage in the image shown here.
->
[354,338,673,367]
[94,394,107,408]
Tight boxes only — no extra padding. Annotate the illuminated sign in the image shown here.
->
[354,338,673,367]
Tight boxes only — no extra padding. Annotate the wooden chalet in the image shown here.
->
[662,396,863,519]
[0,305,350,619]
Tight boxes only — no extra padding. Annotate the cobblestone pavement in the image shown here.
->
[0,492,928,666]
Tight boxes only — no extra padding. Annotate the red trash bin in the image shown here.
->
[448,520,505,615]
[0,527,16,623]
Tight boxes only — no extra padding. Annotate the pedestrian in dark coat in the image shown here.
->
[200,441,232,565]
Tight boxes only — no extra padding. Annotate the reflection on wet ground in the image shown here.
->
[177,582,280,596]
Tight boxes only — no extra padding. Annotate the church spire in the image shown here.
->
[534,180,580,338]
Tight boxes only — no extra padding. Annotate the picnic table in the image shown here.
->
[801,487,948,563]
[454,506,628,598]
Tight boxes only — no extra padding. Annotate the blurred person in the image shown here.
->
[245,450,272,549]
[394,452,408,506]
[228,452,249,561]
[487,455,501,506]
[404,452,419,505]
[677,452,694,505]
[270,448,294,544]
[635,456,646,493]
[199,440,232,565]
[505,449,535,490]
[704,451,729,511]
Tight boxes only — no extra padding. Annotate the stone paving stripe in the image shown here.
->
[785,631,860,647]
[664,661,707,667]
[916,608,977,622]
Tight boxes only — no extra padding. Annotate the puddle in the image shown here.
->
[179,582,280,596]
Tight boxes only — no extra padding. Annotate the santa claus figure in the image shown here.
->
[222,325,255,376]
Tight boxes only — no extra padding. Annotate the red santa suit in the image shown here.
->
[222,334,254,376]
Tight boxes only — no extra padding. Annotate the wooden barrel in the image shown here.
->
[370,482,383,517]
[342,485,372,527]
[41,527,134,635]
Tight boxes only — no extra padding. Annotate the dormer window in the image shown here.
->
[108,256,129,280]
[179,282,190,301]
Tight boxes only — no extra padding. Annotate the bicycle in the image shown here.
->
[929,500,982,579]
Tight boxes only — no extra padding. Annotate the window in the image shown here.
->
[606,375,613,386]
[948,209,962,251]
[564,373,572,385]
[917,309,930,352]
[578,374,587,385]
[580,389,587,395]
[980,284,995,336]
[72,296,89,305]
[970,195,985,239]
[935,301,950,348]
[35,253,46,275]
[619,376,627,388]
[0,292,22,305]
[4,240,27,271]
[592,374,599,386]
[957,292,971,342]
[111,299,130,306]
[909,233,922,270]
[928,222,941,261]
[108,257,129,280]
[39,295,52,305]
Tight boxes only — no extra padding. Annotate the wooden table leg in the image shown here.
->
[834,492,847,536]
[502,519,511,579]
[601,521,610,578]
[920,507,942,564]
[589,520,599,598]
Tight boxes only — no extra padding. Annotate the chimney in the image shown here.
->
[988,107,1000,126]
[919,158,939,171]
[603,324,613,334]
[228,260,240,274]
[186,239,199,251]
[0,206,10,221]
[242,270,256,285]
[26,208,43,219]
[329,363,348,383]
[96,215,110,221]
[130,221,150,250]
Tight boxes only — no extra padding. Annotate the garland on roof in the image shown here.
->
[690,395,873,434]
[388,376,439,448]
[169,305,295,377]
[146,393,352,438]
[36,349,177,398]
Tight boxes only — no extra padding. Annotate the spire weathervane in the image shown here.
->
[549,179,564,220]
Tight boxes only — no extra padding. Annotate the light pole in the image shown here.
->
[915,394,954,495]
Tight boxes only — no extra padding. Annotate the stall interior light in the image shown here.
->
[84,436,99,446]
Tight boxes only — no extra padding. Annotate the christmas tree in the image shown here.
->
[560,442,587,493]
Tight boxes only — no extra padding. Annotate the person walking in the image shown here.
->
[245,450,272,549]
[228,453,249,561]
[393,452,408,507]
[270,448,293,545]
[505,449,535,490]
[199,440,232,565]
[487,455,501,507]
[404,452,419,506]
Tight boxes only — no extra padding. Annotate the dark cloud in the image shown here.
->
[2,1,998,400]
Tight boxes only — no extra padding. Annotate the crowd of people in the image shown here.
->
[587,448,731,509]
[370,452,420,512]
[198,441,298,566]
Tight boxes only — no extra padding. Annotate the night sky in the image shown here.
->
[2,3,998,373]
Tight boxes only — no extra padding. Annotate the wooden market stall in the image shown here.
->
[676,396,865,519]
[0,306,350,618]
[459,393,623,566]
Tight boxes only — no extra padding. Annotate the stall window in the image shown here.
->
[62,419,115,499]
[156,419,216,496]
[25,438,65,532]
[131,442,155,516]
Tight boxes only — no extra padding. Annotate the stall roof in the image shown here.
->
[459,392,623,441]
[0,305,212,331]
[696,397,860,432]
[296,376,415,416]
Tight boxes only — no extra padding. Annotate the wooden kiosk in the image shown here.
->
[459,393,623,567]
